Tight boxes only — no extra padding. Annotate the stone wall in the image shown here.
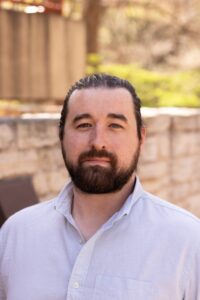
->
[0,108,200,217]
[139,108,200,216]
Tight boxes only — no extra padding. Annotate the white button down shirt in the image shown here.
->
[0,178,200,300]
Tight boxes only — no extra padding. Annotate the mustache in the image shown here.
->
[79,148,117,164]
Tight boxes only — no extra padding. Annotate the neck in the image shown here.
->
[71,174,136,241]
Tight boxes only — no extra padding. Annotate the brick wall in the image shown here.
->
[0,108,200,217]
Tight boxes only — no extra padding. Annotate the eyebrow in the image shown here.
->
[72,113,128,124]
[72,113,92,124]
[107,113,128,123]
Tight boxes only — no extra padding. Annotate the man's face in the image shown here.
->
[61,87,145,194]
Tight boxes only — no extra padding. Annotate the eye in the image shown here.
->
[76,123,92,129]
[109,123,123,129]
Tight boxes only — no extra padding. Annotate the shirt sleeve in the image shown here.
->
[184,242,200,300]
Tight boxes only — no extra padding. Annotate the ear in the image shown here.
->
[140,126,146,149]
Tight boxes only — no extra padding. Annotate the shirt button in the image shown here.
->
[73,282,80,289]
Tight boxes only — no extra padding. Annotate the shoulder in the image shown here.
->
[145,191,199,221]
[0,199,56,239]
[136,191,200,242]
[0,181,72,243]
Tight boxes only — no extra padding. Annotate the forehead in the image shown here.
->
[67,87,135,119]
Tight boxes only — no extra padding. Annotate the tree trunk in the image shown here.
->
[83,0,104,54]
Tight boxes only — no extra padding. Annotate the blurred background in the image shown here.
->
[0,0,200,224]
[0,0,200,113]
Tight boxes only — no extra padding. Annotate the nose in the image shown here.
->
[89,125,107,150]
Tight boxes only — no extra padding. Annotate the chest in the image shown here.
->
[3,226,186,300]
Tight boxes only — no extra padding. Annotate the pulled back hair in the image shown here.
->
[59,73,143,140]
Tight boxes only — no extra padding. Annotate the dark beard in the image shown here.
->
[61,145,140,194]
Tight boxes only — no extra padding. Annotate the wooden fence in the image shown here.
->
[0,10,86,100]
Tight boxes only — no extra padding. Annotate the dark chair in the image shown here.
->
[0,176,38,227]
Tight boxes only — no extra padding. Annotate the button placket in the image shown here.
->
[67,230,103,300]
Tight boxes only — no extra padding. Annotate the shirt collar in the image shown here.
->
[101,176,145,230]
[54,176,144,224]
[54,180,74,221]
[118,176,144,217]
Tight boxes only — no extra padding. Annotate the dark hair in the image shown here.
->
[59,73,143,140]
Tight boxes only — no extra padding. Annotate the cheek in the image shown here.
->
[63,132,88,160]
[116,140,140,162]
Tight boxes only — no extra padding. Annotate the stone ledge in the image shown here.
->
[141,107,200,117]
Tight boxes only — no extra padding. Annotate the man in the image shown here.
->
[0,74,200,300]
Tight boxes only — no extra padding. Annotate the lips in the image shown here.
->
[82,157,111,166]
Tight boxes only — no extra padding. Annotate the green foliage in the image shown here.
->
[87,53,102,73]
[86,63,200,107]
